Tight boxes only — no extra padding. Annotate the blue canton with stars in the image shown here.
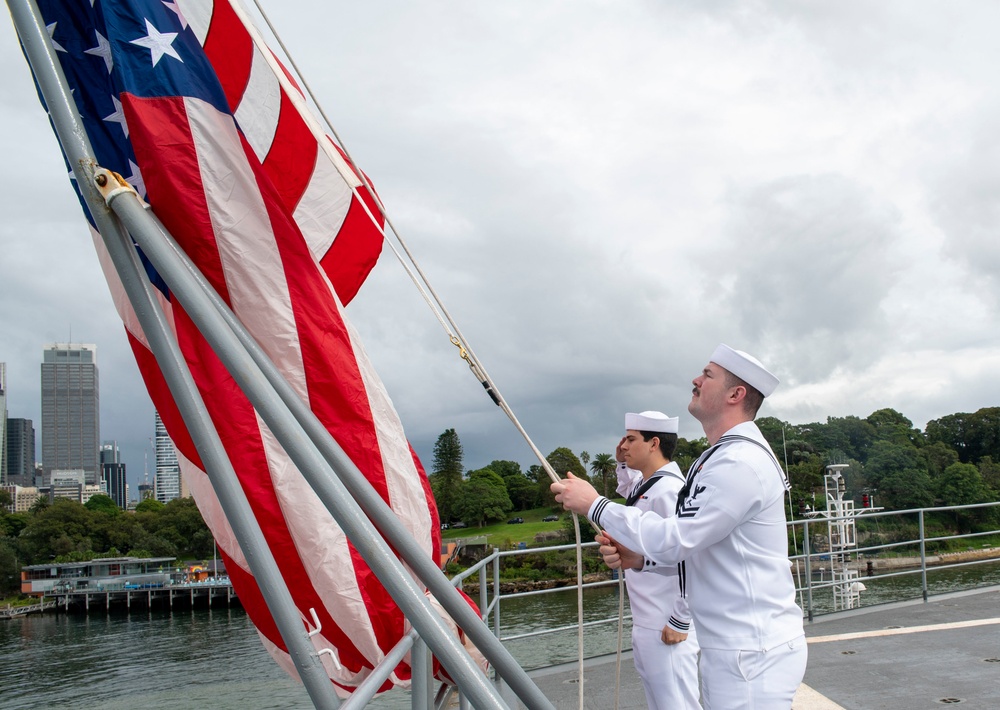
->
[29,0,235,296]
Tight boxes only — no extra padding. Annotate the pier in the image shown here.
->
[0,600,56,619]
[43,580,239,613]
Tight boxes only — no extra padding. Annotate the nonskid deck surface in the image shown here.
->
[521,587,1000,709]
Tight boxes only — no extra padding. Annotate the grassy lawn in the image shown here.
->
[441,506,568,547]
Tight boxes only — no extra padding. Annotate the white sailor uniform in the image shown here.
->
[617,460,701,710]
[592,422,806,710]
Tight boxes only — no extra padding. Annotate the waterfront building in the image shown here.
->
[0,362,7,484]
[1,484,42,513]
[100,441,127,509]
[6,417,36,487]
[20,556,179,595]
[154,411,181,503]
[41,344,100,485]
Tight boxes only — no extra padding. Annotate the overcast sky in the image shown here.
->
[3,2,1000,495]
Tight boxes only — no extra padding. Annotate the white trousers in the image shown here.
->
[631,624,701,710]
[699,635,808,710]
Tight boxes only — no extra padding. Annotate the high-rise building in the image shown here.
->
[41,344,100,484]
[100,441,127,509]
[0,362,8,485]
[5,418,36,487]
[154,411,180,503]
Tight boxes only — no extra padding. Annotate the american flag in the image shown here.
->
[31,0,444,695]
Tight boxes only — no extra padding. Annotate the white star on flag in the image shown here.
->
[125,159,146,199]
[162,0,188,30]
[130,19,181,67]
[84,31,114,73]
[46,22,66,53]
[102,96,129,138]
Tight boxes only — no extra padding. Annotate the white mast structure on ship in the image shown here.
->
[804,463,882,610]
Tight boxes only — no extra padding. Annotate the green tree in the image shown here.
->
[154,498,213,558]
[821,416,877,463]
[430,429,464,524]
[456,468,512,527]
[537,448,588,509]
[756,416,788,453]
[926,407,1000,465]
[487,460,522,480]
[0,512,29,539]
[547,448,588,481]
[0,539,20,596]
[863,441,933,510]
[786,453,825,514]
[936,462,991,506]
[673,436,709,474]
[135,498,164,514]
[922,441,960,481]
[29,497,49,515]
[0,489,11,510]
[18,499,96,563]
[867,408,923,447]
[85,494,121,516]
[936,462,995,532]
[978,456,1000,494]
[590,453,617,498]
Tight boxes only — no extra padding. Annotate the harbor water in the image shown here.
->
[2,561,999,709]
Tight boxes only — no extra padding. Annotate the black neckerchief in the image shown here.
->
[626,473,666,506]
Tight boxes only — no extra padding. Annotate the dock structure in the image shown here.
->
[43,580,238,613]
[0,600,57,619]
[18,556,239,614]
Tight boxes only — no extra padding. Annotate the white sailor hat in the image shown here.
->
[709,343,779,397]
[625,411,679,433]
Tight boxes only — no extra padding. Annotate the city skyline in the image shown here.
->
[2,347,151,502]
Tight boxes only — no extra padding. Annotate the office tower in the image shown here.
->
[154,411,180,503]
[41,344,100,484]
[49,469,86,503]
[100,441,127,509]
[5,418,36,487]
[0,363,7,484]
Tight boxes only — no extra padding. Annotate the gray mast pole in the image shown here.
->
[142,210,556,710]
[96,179,510,710]
[5,2,342,707]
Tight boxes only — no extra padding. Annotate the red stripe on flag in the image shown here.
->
[202,0,253,111]
[321,192,385,306]
[260,93,317,215]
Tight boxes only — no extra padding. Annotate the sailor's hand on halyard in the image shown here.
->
[596,531,643,571]
[551,472,598,514]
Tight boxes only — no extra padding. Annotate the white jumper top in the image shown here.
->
[616,461,693,633]
[591,421,803,651]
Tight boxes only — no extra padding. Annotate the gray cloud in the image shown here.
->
[5,2,1000,486]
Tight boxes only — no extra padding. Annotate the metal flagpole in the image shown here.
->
[138,208,556,710]
[93,173,511,710]
[4,2,342,708]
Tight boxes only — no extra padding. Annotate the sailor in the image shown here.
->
[614,410,700,710]
[552,344,807,709]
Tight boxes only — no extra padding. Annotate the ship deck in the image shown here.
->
[521,586,1000,709]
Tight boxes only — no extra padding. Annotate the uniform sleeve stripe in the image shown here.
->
[590,496,610,527]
